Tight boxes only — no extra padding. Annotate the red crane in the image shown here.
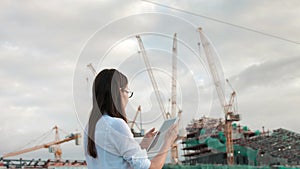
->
[1,126,81,161]
[198,27,240,165]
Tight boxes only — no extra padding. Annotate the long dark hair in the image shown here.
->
[87,69,128,158]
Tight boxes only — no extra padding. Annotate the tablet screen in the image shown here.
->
[147,117,177,152]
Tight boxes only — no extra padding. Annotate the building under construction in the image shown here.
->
[181,116,300,166]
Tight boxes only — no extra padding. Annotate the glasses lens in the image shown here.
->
[128,91,133,98]
[122,88,133,98]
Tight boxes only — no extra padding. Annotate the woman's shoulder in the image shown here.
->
[102,115,132,136]
[102,114,126,126]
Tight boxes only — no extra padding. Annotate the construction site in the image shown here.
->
[1,28,299,169]
[177,117,300,168]
[132,28,300,168]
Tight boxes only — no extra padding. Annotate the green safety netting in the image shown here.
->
[184,137,258,163]
[185,139,200,147]
[163,164,274,169]
[163,164,300,169]
[276,167,300,169]
[218,131,226,143]
[200,129,206,135]
[203,137,226,152]
[232,123,237,129]
[234,145,258,162]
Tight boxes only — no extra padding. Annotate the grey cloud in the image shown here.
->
[232,55,300,91]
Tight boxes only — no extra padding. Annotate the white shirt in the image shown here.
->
[84,114,151,169]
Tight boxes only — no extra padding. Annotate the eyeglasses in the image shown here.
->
[121,88,134,98]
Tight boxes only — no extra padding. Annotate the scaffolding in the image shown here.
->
[180,117,300,166]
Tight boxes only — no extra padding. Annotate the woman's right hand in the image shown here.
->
[149,123,178,169]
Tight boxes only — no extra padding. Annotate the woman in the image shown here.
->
[84,69,178,169]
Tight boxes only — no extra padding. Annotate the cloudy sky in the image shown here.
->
[1,0,299,160]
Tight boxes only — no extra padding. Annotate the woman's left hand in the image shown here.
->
[140,128,157,149]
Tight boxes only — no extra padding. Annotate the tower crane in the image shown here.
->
[197,27,240,165]
[1,126,81,161]
[136,34,181,164]
[136,35,167,120]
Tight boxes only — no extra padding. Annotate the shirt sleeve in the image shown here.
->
[110,118,151,169]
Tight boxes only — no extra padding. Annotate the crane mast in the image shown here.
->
[171,33,177,118]
[136,35,167,120]
[87,63,97,75]
[170,33,180,164]
[130,105,141,129]
[53,126,62,160]
[197,27,240,165]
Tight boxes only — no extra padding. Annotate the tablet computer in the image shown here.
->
[146,117,178,152]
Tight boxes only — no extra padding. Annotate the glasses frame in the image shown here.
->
[121,88,134,98]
